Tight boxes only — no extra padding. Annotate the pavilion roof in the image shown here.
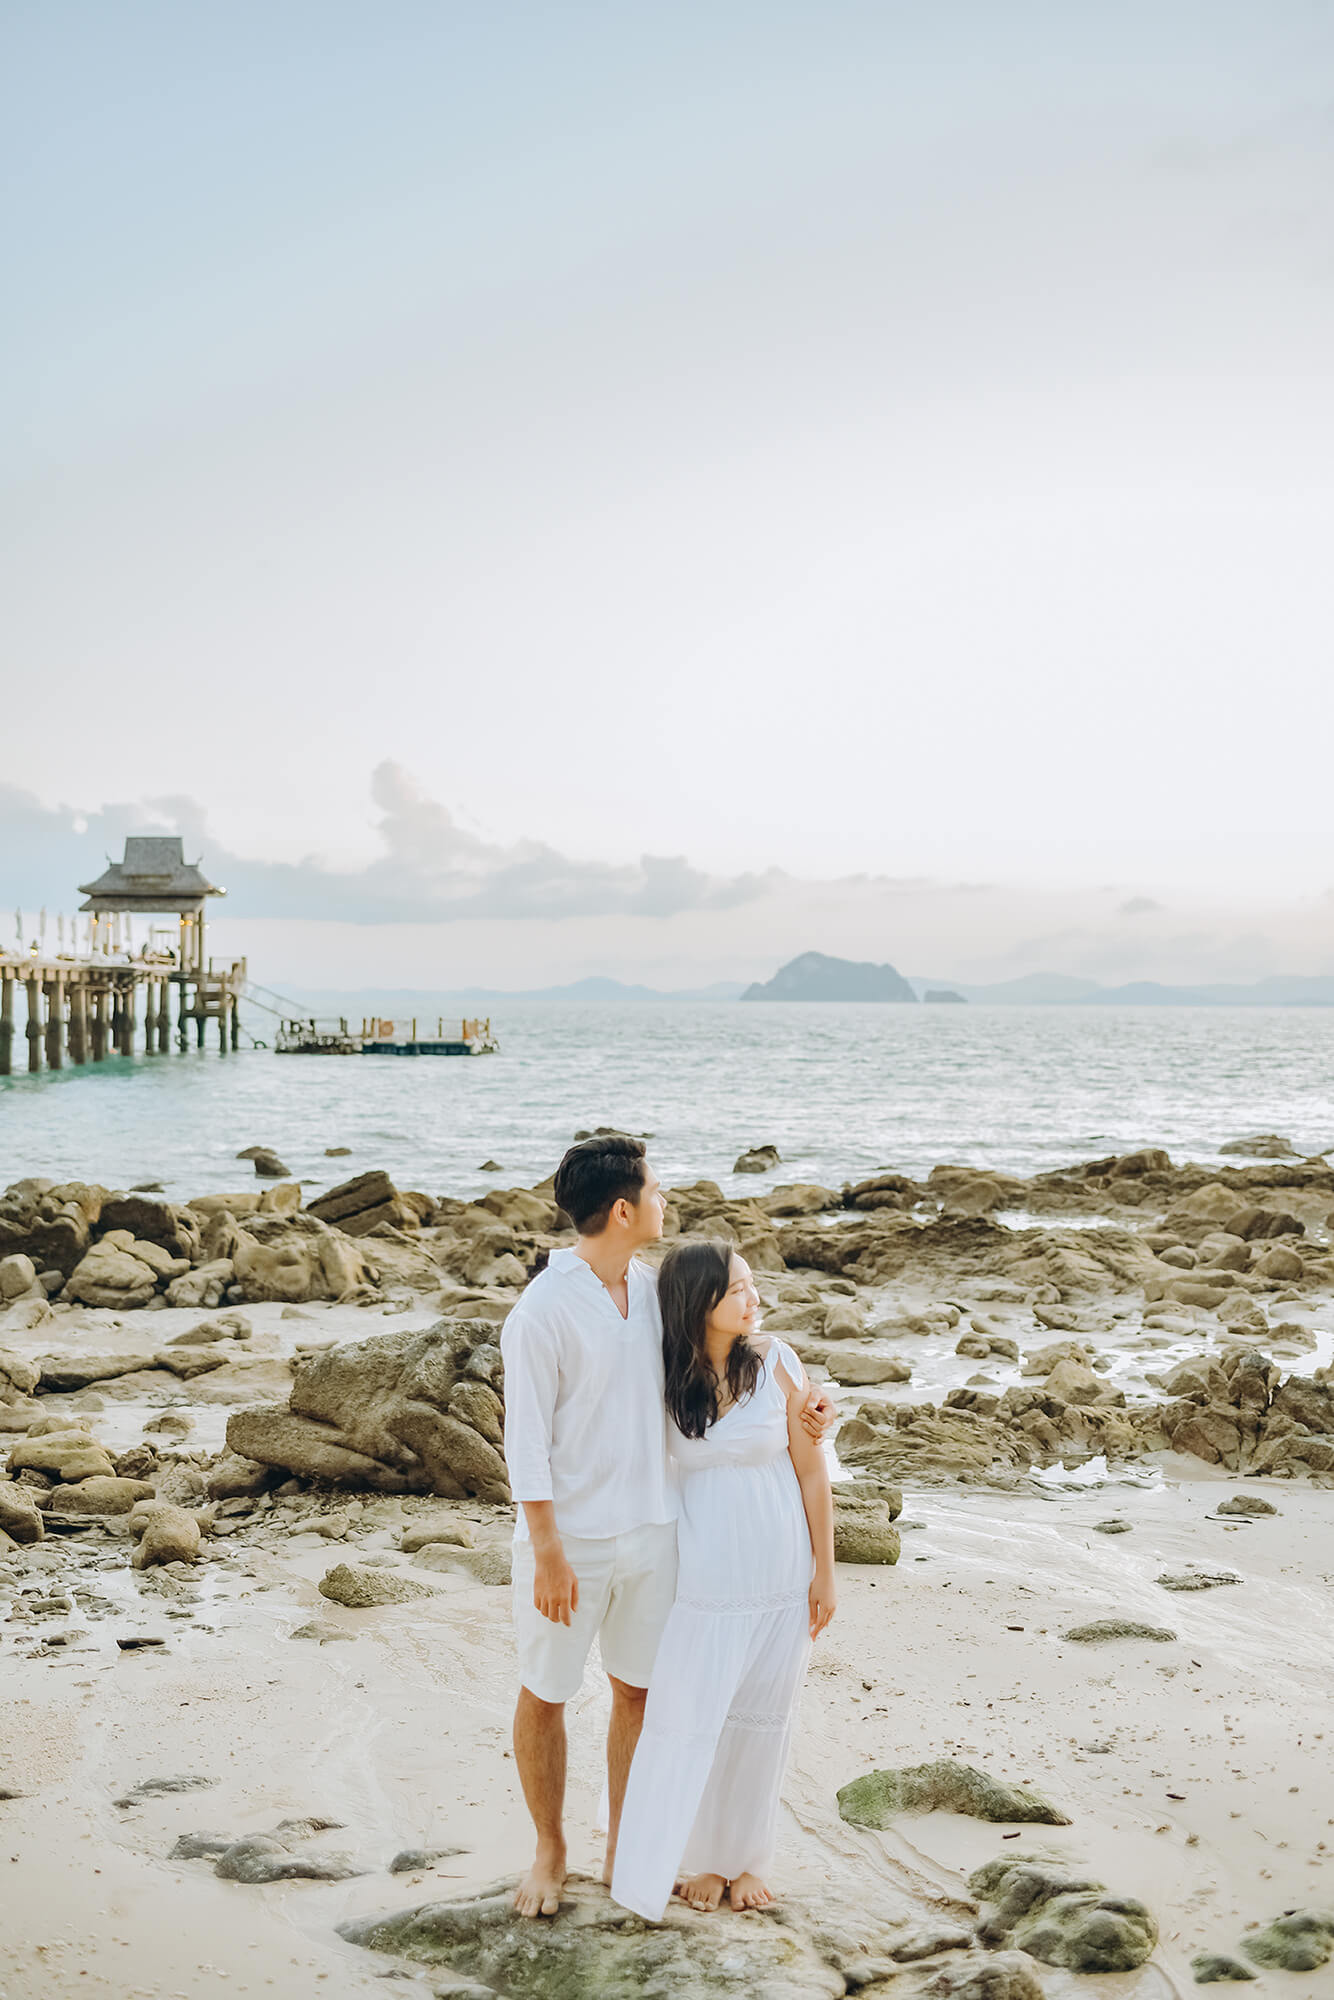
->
[79,837,224,912]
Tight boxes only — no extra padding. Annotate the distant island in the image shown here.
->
[267,963,1334,1014]
[741,951,917,1003]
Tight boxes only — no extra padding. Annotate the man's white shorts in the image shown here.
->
[512,1520,678,1703]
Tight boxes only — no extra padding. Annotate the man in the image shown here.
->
[501,1133,834,1918]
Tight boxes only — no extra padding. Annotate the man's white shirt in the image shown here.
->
[500,1246,677,1543]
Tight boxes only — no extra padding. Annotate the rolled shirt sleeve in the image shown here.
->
[500,1302,560,1504]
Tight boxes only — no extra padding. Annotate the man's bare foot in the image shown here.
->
[513,1839,567,1918]
[728,1872,774,1911]
[675,1872,726,1912]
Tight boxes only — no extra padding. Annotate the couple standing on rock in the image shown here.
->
[500,1132,839,1921]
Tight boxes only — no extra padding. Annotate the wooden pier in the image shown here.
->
[1,837,246,1077]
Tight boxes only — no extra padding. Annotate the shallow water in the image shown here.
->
[2,1002,1331,1201]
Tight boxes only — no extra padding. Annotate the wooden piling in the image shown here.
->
[123,980,137,1056]
[0,972,12,1076]
[159,980,171,1054]
[70,980,88,1064]
[177,979,188,1052]
[45,978,65,1069]
[26,974,42,1072]
[91,986,107,1061]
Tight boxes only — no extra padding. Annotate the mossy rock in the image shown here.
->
[838,1759,1070,1827]
[969,1860,1158,1973]
[1242,1909,1334,1973]
[339,1872,916,1998]
[1014,1890,1158,1972]
[1191,1952,1256,1982]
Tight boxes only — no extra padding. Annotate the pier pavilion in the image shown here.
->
[0,838,246,1075]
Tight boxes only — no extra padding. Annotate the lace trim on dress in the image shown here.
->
[674,1587,808,1615]
[723,1708,790,1733]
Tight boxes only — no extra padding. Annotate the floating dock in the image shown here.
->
[273,1015,499,1057]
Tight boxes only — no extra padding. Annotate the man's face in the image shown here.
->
[626,1165,667,1246]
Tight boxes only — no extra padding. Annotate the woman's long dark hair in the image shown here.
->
[660,1238,761,1440]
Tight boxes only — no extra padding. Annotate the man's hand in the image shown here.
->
[533,1544,579,1626]
[799,1384,839,1442]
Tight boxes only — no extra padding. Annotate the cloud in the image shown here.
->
[0,762,768,924]
[1119,896,1163,916]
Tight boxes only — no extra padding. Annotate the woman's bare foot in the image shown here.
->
[513,1838,567,1918]
[675,1872,727,1912]
[728,1872,774,1911]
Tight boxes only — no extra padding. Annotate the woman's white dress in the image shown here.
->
[611,1338,813,1921]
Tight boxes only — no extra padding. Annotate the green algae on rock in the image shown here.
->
[338,1872,927,1999]
[1191,1952,1256,1981]
[838,1760,1070,1827]
[1242,1909,1334,1972]
[969,1859,1158,1973]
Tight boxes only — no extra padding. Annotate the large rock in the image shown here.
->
[338,1872,963,1999]
[305,1170,418,1237]
[97,1196,201,1261]
[834,1492,902,1564]
[1242,1909,1334,1972]
[37,1351,158,1392]
[0,1479,43,1542]
[0,1253,41,1303]
[231,1213,375,1303]
[0,1180,104,1277]
[164,1260,233,1309]
[1219,1135,1297,1158]
[130,1499,202,1566]
[64,1242,160,1309]
[0,1347,40,1398]
[734,1144,781,1174]
[838,1761,1070,1826]
[227,1318,511,1501]
[318,1562,433,1608]
[970,1858,1158,1972]
[8,1431,116,1481]
[57,1475,157,1516]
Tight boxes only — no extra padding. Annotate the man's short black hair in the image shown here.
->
[554,1133,648,1235]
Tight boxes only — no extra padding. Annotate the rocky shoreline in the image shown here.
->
[2,1138,1332,1994]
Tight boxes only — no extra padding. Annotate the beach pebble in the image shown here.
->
[1063,1620,1176,1643]
[389,1845,467,1873]
[116,1774,215,1806]
[1090,1519,1132,1534]
[289,1619,357,1643]
[1157,1570,1242,1592]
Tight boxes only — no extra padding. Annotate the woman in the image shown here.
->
[611,1238,836,1920]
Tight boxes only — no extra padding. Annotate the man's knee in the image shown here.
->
[517,1685,567,1721]
[607,1675,648,1707]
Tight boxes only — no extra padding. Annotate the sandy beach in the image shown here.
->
[2,1148,1332,1997]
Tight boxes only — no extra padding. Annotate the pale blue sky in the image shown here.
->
[4,3,1332,982]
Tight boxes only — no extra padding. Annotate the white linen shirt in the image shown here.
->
[501,1247,676,1544]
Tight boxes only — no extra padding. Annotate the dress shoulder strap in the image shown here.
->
[766,1337,807,1395]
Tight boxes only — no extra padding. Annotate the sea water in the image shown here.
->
[1,1004,1331,1203]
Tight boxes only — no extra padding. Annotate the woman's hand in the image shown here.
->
[799,1385,839,1442]
[808,1569,837,1639]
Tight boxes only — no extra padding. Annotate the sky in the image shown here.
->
[4,2,1333,987]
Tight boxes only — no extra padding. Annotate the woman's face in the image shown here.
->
[705,1254,760,1344]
